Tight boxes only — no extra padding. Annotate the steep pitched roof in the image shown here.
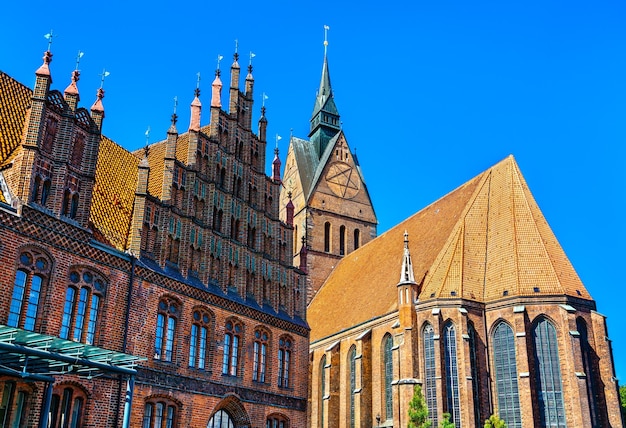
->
[90,136,139,251]
[288,136,320,199]
[0,72,31,168]
[308,155,591,342]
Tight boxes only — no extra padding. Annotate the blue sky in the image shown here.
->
[2,1,626,379]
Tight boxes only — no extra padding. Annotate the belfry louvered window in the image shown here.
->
[492,321,522,428]
[423,323,438,426]
[443,322,461,427]
[533,318,566,427]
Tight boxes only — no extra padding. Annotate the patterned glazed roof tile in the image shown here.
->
[308,155,591,342]
[0,72,31,168]
[89,136,140,251]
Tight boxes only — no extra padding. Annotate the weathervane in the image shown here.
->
[262,92,268,107]
[145,126,151,146]
[99,69,110,89]
[44,30,55,51]
[323,25,330,55]
[249,51,256,66]
[275,134,282,149]
[173,96,178,114]
[216,54,224,70]
[75,51,84,71]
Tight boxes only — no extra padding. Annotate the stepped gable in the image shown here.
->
[0,72,32,168]
[308,155,591,342]
[308,168,482,342]
[89,135,139,251]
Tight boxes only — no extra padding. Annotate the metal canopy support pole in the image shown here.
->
[38,381,54,428]
[122,375,135,428]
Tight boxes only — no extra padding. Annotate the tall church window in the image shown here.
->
[577,317,601,427]
[353,229,360,250]
[207,410,234,428]
[155,297,179,362]
[319,355,327,428]
[49,387,86,428]
[8,249,51,331]
[60,268,106,345]
[468,322,482,426]
[41,179,51,206]
[324,222,331,253]
[533,317,566,427]
[443,322,461,427]
[278,336,293,387]
[383,334,393,421]
[253,328,269,382]
[0,382,29,428]
[492,321,522,428]
[189,308,211,369]
[339,225,346,255]
[423,323,438,426]
[348,345,357,428]
[222,319,242,376]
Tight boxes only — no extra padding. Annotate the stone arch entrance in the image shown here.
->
[206,394,251,428]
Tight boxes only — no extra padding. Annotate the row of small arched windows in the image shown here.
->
[323,222,360,255]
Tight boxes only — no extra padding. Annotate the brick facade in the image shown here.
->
[0,49,308,428]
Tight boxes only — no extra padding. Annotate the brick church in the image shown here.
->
[0,45,308,427]
[298,42,623,428]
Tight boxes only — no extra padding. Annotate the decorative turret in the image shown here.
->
[210,57,223,139]
[272,140,281,183]
[129,145,151,255]
[286,192,294,227]
[161,110,178,202]
[229,47,240,115]
[258,105,267,142]
[397,231,417,328]
[309,25,340,158]
[245,52,255,97]
[189,74,202,132]
[64,51,83,111]
[299,236,308,273]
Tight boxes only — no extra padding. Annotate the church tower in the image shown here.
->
[280,28,377,303]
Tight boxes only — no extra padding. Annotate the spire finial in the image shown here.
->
[145,126,151,147]
[275,134,282,150]
[171,96,178,124]
[216,54,224,76]
[99,69,110,89]
[234,39,239,61]
[195,72,201,97]
[248,51,256,73]
[262,92,268,107]
[404,230,409,247]
[323,25,330,56]
[44,30,55,52]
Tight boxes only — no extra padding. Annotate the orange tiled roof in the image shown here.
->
[308,155,590,342]
[89,136,140,251]
[0,72,31,168]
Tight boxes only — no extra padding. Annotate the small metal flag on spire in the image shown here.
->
[216,54,224,70]
[44,30,54,51]
[262,92,268,107]
[145,126,151,144]
[235,39,239,54]
[99,69,110,89]
[173,96,178,114]
[249,51,256,66]
[75,51,84,71]
[275,134,282,147]
[323,25,330,54]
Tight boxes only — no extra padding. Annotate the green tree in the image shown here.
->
[407,384,431,428]
[484,414,507,428]
[619,385,626,423]
[438,413,455,428]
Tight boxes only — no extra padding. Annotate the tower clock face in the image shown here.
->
[325,161,360,199]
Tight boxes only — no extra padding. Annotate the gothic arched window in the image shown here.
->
[443,322,461,426]
[533,317,566,427]
[142,399,177,428]
[383,334,393,421]
[423,323,438,426]
[353,229,360,250]
[348,345,357,428]
[339,225,346,255]
[492,321,522,428]
[278,335,293,388]
[155,297,179,362]
[207,410,234,428]
[222,319,243,376]
[60,268,106,345]
[189,308,211,369]
[8,249,51,331]
[319,355,326,428]
[253,328,269,382]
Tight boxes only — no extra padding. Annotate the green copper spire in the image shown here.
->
[309,25,340,158]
